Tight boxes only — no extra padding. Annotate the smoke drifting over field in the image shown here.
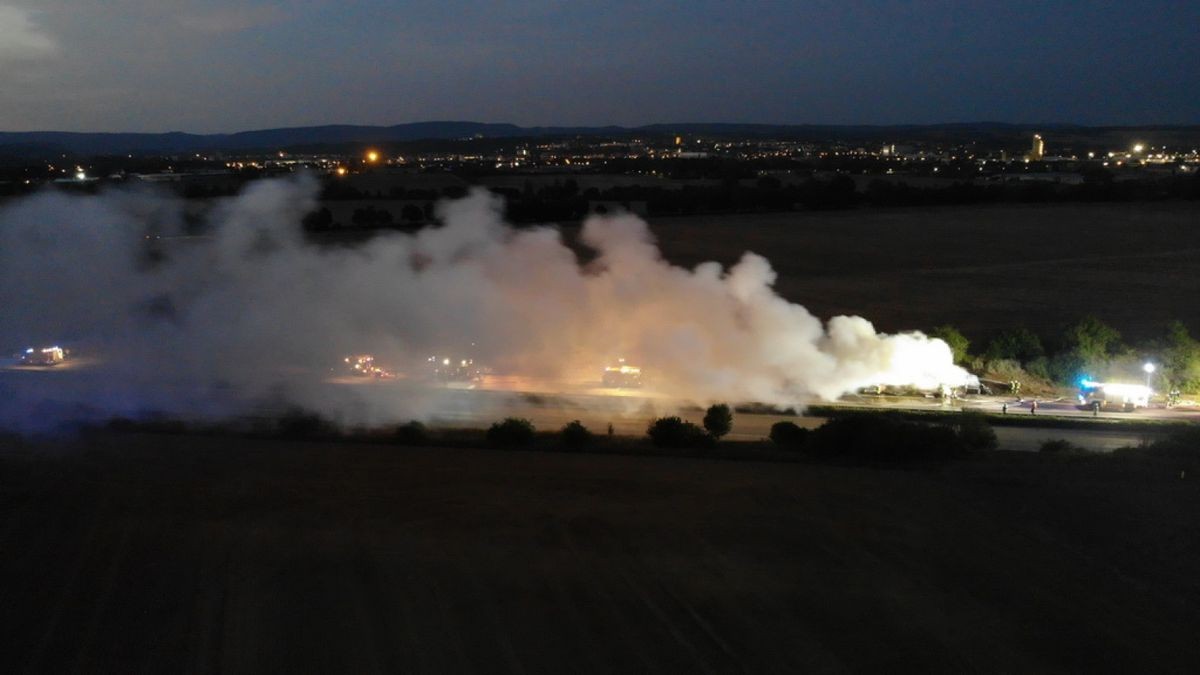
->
[0,177,972,430]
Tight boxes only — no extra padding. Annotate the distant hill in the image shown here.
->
[2,121,1198,158]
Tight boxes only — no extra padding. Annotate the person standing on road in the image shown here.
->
[1030,400,1038,415]
[1002,402,1008,414]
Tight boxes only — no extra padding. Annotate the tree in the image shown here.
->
[401,204,424,223]
[1158,320,1200,391]
[928,325,970,364]
[487,418,535,448]
[646,417,711,449]
[301,206,333,232]
[352,206,393,228]
[351,207,374,227]
[1048,316,1124,384]
[1062,316,1122,364]
[984,327,1044,364]
[1048,350,1087,385]
[702,404,733,439]
[394,420,428,445]
[560,420,593,449]
[802,174,858,210]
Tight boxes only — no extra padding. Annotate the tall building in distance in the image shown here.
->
[1028,133,1045,161]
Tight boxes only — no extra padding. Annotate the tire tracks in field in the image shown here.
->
[68,521,132,673]
[560,514,733,674]
[21,493,110,675]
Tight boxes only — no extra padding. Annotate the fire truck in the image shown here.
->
[1077,379,1151,411]
[602,360,642,388]
[20,346,66,366]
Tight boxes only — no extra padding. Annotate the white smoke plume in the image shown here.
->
[0,176,973,431]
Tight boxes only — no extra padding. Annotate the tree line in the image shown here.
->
[929,317,1200,392]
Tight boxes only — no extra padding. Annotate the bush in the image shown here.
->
[702,404,733,439]
[394,420,429,445]
[955,414,998,451]
[276,408,337,439]
[1039,438,1085,455]
[487,417,536,448]
[1160,426,1200,450]
[1115,427,1200,464]
[105,416,187,434]
[646,416,712,449]
[106,417,138,432]
[1025,356,1052,381]
[769,421,808,450]
[985,358,1025,380]
[807,413,966,460]
[560,420,593,449]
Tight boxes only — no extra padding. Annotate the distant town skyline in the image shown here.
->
[2,1,1198,134]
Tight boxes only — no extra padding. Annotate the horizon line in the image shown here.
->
[4,120,1200,137]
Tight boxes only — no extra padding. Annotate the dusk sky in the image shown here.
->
[2,0,1198,133]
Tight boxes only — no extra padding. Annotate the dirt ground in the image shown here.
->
[616,202,1200,342]
[2,433,1197,673]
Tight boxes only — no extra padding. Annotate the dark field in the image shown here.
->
[625,202,1200,341]
[2,433,1198,673]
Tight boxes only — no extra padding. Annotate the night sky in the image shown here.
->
[2,0,1198,133]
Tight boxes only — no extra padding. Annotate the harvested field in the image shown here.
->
[2,433,1197,673]
[615,202,1200,341]
[285,200,1200,342]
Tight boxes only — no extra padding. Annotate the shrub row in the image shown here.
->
[106,406,1000,462]
[768,413,996,460]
